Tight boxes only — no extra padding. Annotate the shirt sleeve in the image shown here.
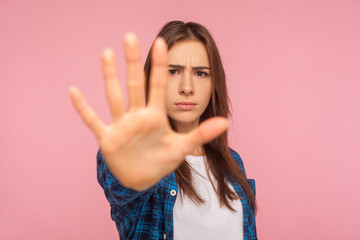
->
[96,148,169,207]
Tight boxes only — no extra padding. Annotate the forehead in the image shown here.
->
[167,41,209,66]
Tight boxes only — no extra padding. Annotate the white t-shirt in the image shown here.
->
[173,155,244,240]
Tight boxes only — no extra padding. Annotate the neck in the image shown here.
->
[175,121,198,134]
[188,146,205,156]
[175,120,204,156]
[176,123,199,133]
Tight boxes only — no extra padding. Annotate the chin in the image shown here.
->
[168,115,200,126]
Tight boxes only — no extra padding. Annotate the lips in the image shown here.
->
[175,101,197,110]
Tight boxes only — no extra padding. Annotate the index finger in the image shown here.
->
[147,37,168,111]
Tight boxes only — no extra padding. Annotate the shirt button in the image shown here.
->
[170,189,176,196]
[163,233,167,239]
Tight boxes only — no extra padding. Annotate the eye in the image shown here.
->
[195,71,209,77]
[169,69,179,75]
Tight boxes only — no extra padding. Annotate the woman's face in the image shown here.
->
[165,40,212,133]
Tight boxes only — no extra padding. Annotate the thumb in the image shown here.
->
[183,117,229,147]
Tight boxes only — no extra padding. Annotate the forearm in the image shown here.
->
[97,149,168,206]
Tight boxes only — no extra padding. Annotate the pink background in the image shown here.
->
[1,0,359,239]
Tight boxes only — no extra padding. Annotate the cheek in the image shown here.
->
[165,82,176,108]
[165,82,174,99]
[197,82,212,103]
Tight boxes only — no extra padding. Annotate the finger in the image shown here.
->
[69,86,106,140]
[102,48,124,121]
[124,33,145,110]
[148,37,168,111]
[181,117,229,150]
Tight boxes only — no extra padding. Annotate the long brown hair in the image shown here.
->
[144,21,257,214]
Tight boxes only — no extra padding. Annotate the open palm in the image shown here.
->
[69,34,229,191]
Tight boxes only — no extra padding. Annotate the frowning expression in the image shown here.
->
[165,40,212,132]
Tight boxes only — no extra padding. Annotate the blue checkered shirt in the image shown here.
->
[97,148,257,240]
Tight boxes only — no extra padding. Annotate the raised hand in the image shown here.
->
[69,34,229,191]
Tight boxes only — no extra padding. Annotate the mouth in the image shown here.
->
[175,101,197,111]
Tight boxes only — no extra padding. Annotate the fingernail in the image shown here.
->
[103,48,114,61]
[155,37,166,47]
[69,85,77,93]
[124,32,138,46]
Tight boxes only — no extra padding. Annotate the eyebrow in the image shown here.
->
[168,64,210,70]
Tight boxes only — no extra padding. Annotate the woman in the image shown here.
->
[69,21,257,240]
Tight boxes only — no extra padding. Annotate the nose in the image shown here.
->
[178,71,194,96]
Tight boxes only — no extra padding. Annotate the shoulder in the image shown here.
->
[228,147,256,197]
[228,147,247,177]
[228,147,243,163]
